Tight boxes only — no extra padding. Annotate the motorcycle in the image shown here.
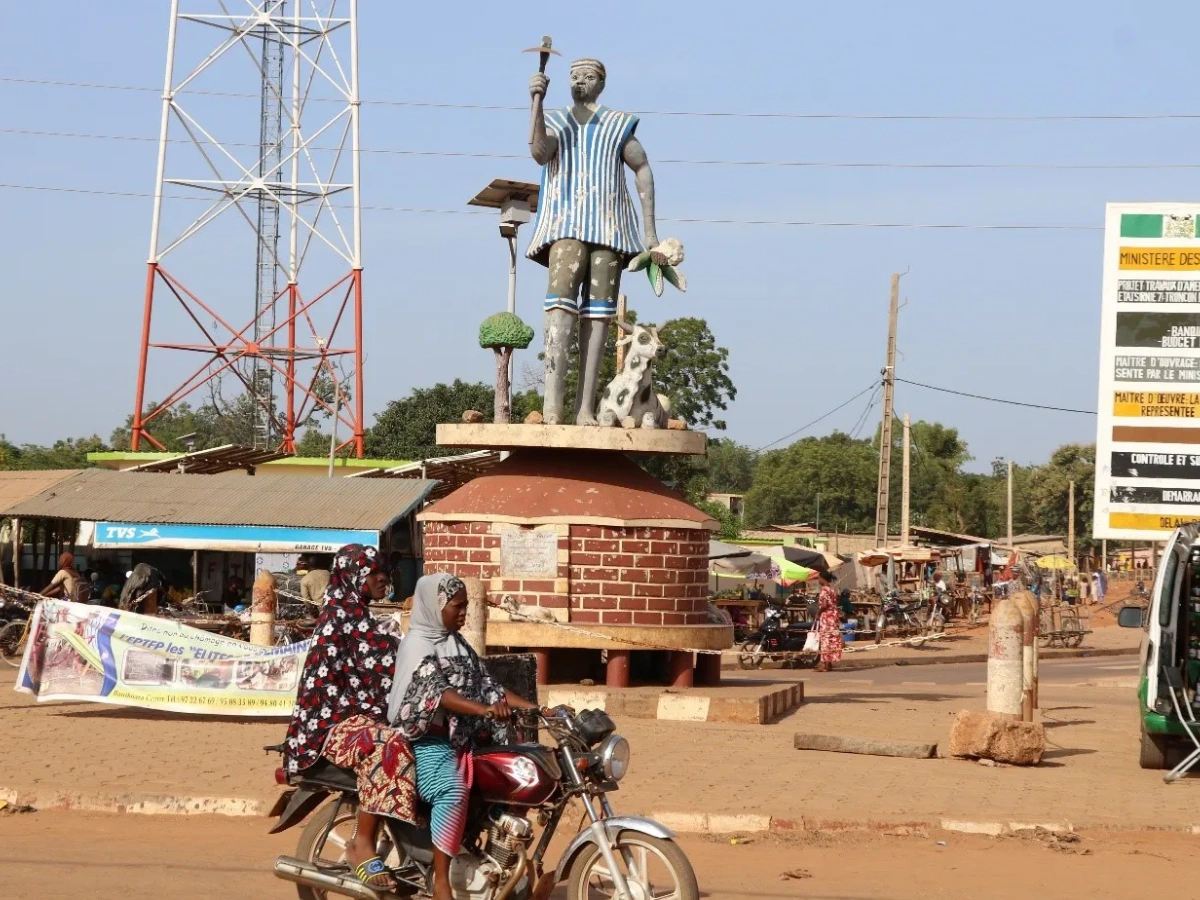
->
[879,591,925,636]
[266,707,699,900]
[737,603,814,669]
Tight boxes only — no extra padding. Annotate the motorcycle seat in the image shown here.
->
[296,758,357,793]
[898,601,923,612]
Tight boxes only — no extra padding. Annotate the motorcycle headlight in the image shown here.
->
[598,734,630,781]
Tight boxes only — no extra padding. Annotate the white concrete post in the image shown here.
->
[987,597,1024,718]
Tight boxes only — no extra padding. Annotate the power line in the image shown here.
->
[757,382,879,452]
[3,126,1197,171]
[897,377,1097,415]
[0,181,1101,230]
[849,385,883,440]
[4,75,1200,123]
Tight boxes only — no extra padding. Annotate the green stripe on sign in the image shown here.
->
[1121,214,1164,237]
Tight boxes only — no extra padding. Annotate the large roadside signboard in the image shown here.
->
[1095,202,1200,540]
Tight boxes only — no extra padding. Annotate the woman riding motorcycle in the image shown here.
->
[283,553,539,899]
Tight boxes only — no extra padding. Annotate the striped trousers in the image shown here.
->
[412,737,470,857]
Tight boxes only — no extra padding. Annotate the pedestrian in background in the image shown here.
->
[814,569,843,673]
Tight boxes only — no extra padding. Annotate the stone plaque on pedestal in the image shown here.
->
[500,527,558,577]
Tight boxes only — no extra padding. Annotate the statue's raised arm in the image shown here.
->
[528,73,558,165]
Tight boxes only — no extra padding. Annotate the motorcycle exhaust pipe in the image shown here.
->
[274,855,382,900]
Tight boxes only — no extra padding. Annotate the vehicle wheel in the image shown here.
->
[566,831,700,900]
[0,621,27,668]
[292,799,405,900]
[737,642,764,670]
[1140,726,1170,771]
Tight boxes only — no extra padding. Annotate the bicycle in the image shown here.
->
[0,599,34,668]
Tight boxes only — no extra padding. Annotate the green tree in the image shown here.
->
[744,432,878,531]
[0,434,109,470]
[365,380,539,461]
[704,438,758,494]
[655,317,736,430]
[696,499,742,541]
[1026,444,1095,548]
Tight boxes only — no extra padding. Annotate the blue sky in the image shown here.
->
[1,0,1196,470]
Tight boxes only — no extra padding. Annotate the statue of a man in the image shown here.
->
[527,58,658,425]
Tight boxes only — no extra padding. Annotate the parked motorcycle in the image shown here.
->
[267,706,699,900]
[879,591,925,636]
[737,602,814,669]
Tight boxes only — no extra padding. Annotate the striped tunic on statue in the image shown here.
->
[526,106,645,266]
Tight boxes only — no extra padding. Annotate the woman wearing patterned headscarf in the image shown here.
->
[283,544,409,892]
[388,573,540,900]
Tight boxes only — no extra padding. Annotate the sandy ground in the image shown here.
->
[4,648,1196,831]
[1,810,1197,900]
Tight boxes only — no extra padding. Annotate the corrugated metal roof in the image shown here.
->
[0,469,437,531]
[0,470,82,511]
[126,444,290,474]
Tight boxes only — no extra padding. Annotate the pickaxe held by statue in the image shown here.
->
[523,35,560,143]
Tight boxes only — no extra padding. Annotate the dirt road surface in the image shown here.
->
[1,810,1196,900]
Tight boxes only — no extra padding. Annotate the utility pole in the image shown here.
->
[874,273,901,546]
[1068,480,1076,565]
[901,414,911,546]
[1006,460,1014,550]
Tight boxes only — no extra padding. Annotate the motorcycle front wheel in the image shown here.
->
[566,831,699,900]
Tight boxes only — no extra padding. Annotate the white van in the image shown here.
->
[1118,522,1200,768]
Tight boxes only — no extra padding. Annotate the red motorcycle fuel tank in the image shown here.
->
[472,746,560,806]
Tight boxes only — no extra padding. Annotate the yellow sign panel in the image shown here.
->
[1119,247,1200,270]
[1109,512,1200,531]
[1113,391,1200,418]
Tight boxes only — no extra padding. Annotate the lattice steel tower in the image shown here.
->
[131,0,366,456]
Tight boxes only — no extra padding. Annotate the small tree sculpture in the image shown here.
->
[479,312,535,423]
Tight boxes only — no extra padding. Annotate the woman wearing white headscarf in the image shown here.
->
[388,573,539,900]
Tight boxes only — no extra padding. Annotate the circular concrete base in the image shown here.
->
[485,619,732,651]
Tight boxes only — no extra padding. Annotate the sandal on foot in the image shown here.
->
[354,856,396,891]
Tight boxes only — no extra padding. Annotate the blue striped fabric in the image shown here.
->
[527,106,645,265]
[412,737,469,857]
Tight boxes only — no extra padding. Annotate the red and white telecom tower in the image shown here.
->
[130,0,366,456]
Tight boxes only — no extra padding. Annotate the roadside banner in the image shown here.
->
[14,599,309,717]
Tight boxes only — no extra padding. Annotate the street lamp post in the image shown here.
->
[468,179,540,407]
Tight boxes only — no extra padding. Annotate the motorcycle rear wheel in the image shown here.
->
[0,620,27,667]
[293,799,407,900]
[566,831,699,900]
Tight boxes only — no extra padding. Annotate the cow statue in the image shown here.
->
[597,321,672,429]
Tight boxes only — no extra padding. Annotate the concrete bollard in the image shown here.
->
[986,597,1024,719]
[461,577,488,658]
[1012,593,1037,722]
[249,570,277,647]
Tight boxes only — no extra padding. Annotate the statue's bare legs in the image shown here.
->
[575,248,621,425]
[542,309,574,425]
[542,241,622,426]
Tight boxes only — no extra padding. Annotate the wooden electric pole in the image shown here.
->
[874,273,901,546]
[1006,460,1014,550]
[900,414,911,546]
[1068,480,1076,565]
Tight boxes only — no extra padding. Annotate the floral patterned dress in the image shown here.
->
[817,584,844,665]
[283,545,417,819]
